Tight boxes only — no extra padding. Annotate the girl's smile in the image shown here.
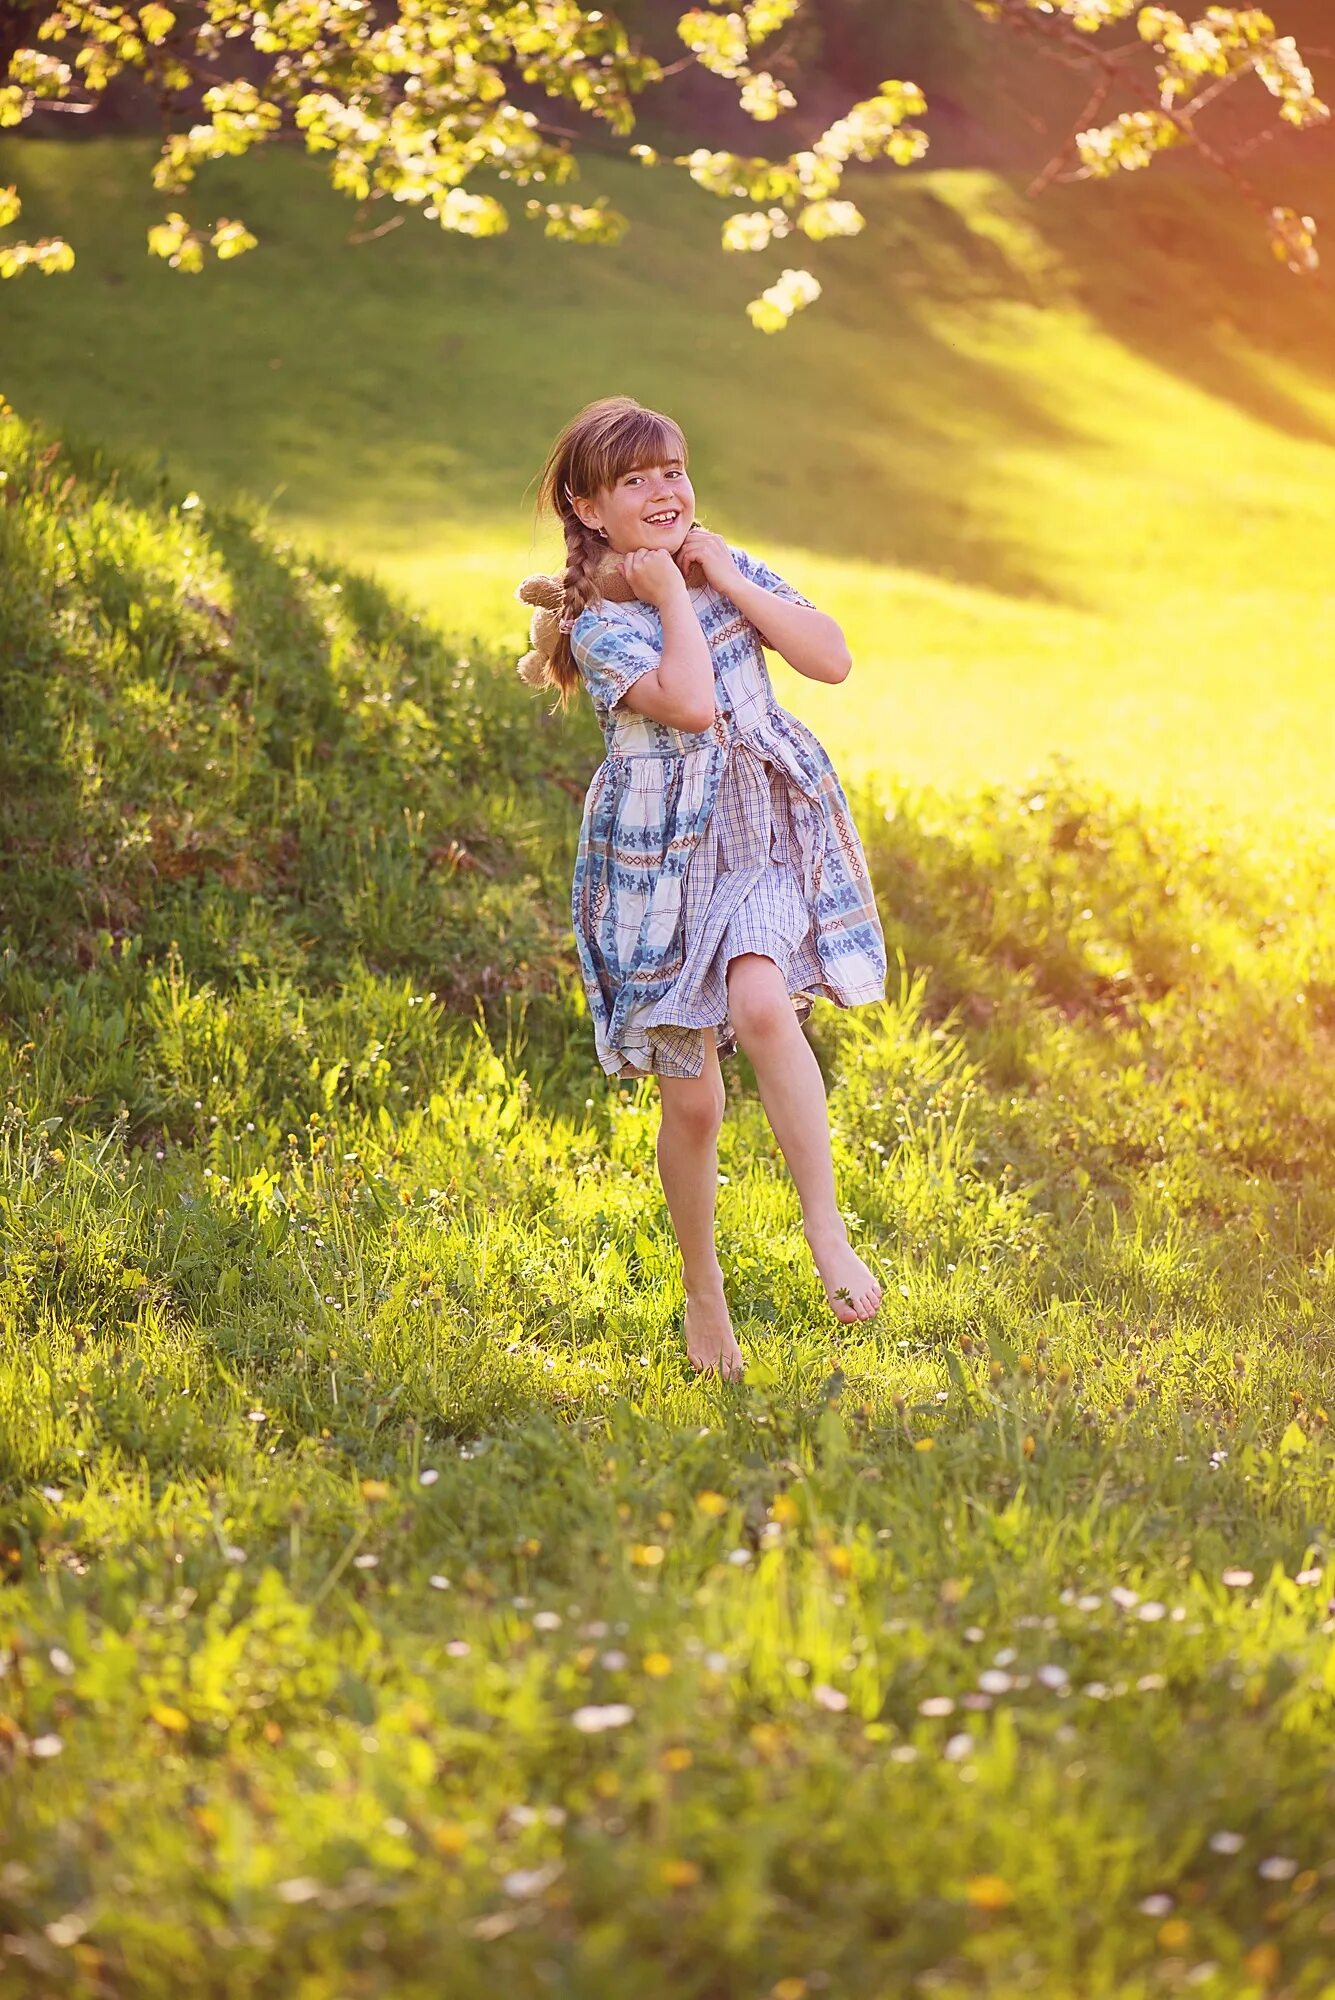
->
[578,460,696,554]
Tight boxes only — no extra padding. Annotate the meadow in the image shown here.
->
[2,116,1335,1999]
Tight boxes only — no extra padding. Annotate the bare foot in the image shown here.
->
[683,1282,746,1381]
[804,1225,883,1323]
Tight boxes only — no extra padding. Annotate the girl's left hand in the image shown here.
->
[675,526,738,594]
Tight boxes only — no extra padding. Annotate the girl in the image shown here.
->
[517,395,889,1380]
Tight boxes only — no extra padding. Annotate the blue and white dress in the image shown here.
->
[570,544,887,1080]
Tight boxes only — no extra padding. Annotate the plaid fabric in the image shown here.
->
[570,544,888,1080]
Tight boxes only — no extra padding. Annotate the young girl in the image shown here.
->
[517,395,888,1380]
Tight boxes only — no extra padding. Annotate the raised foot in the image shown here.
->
[805,1227,883,1323]
[683,1285,746,1381]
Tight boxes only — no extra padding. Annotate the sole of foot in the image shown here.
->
[805,1231,883,1323]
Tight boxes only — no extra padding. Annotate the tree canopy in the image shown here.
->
[0,2,1327,327]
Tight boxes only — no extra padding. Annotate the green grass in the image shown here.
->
[2,136,1334,838]
[4,391,1335,1996]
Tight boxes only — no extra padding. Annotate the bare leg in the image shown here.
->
[725,954,882,1324]
[655,1029,745,1379]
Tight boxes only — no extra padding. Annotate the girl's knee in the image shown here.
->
[727,957,794,1045]
[659,1075,725,1141]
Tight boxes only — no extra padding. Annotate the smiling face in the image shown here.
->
[571,455,696,556]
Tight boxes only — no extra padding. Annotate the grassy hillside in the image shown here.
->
[3,406,1335,1996]
[2,135,1334,838]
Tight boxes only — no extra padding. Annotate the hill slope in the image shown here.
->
[3,409,1335,1993]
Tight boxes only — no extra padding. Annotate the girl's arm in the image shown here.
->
[725,571,851,684]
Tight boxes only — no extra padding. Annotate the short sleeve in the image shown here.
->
[571,610,662,713]
[728,544,816,609]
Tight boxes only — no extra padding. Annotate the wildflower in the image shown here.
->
[695,1490,729,1517]
[726,1548,752,1567]
[1138,1894,1174,1917]
[1295,1568,1322,1585]
[812,1684,848,1711]
[419,1469,439,1487]
[643,1653,673,1677]
[503,1860,564,1899]
[599,1649,628,1670]
[918,1696,955,1717]
[1076,1594,1101,1612]
[275,1877,323,1904]
[978,1671,1013,1695]
[1137,1602,1167,1622]
[30,1734,64,1758]
[965,1875,1013,1911]
[1243,1944,1280,1983]
[533,1611,562,1631]
[48,1648,73,1676]
[660,1857,701,1887]
[1258,1856,1298,1882]
[703,1650,730,1672]
[445,1640,471,1657]
[630,1544,665,1567]
[913,1437,935,1453]
[431,1823,469,1855]
[1158,1919,1192,1950]
[149,1703,190,1733]
[353,1553,378,1569]
[1207,1831,1244,1855]
[571,1703,635,1733]
[1110,1586,1139,1609]
[1036,1665,1069,1690]
[769,1494,800,1526]
[1221,1568,1254,1588]
[429,1575,451,1590]
[943,1732,973,1762]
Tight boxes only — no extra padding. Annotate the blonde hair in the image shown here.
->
[516,394,689,710]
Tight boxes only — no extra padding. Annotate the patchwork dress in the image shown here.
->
[570,544,887,1081]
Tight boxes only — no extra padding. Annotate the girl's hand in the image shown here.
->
[675,526,739,594]
[619,546,690,610]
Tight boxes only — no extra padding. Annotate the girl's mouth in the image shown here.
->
[643,510,681,527]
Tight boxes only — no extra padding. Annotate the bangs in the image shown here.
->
[589,410,687,492]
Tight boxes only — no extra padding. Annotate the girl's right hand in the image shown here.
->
[618,546,689,610]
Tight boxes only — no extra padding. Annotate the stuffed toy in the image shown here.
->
[515,540,706,689]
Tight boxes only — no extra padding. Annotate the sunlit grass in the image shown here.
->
[3,403,1335,1995]
[2,140,1334,838]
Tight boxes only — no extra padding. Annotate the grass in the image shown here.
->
[1,135,1334,836]
[3,381,1335,1997]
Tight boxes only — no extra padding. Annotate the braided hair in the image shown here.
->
[515,395,689,712]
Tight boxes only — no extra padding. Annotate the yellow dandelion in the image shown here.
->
[630,1543,665,1567]
[659,1746,693,1771]
[643,1652,673,1677]
[616,1502,633,1523]
[1022,1435,1036,1460]
[773,1981,809,2000]
[430,1822,469,1856]
[695,1490,729,1517]
[1244,1942,1280,1982]
[519,1538,541,1557]
[825,1545,853,1575]
[656,1510,675,1530]
[1157,1919,1191,1951]
[360,1478,390,1501]
[965,1875,1013,1912]
[148,1702,190,1734]
[769,1494,800,1526]
[660,1857,701,1888]
[749,1722,785,1758]
[592,1770,621,1799]
[913,1437,935,1454]
[190,1805,221,1841]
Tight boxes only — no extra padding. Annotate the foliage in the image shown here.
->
[0,2,1327,325]
[3,405,1335,1994]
